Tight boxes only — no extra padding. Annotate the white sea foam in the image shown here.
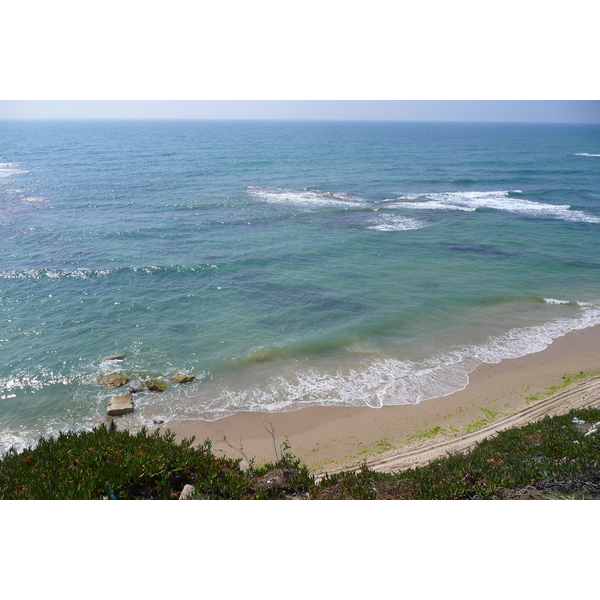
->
[544,298,571,305]
[367,214,426,231]
[574,153,600,157]
[0,162,27,178]
[0,268,112,280]
[247,186,363,207]
[382,190,600,223]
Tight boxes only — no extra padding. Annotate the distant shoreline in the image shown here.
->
[162,324,600,473]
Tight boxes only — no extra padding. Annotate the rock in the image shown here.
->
[179,484,196,500]
[146,378,167,392]
[170,374,195,384]
[93,415,116,432]
[107,394,134,416]
[101,353,126,362]
[99,372,129,388]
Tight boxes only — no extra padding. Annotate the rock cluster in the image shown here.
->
[96,352,196,423]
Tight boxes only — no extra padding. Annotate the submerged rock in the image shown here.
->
[101,353,126,362]
[170,374,195,384]
[107,394,134,416]
[99,373,129,388]
[146,378,167,392]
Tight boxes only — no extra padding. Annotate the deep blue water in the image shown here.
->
[1,120,599,452]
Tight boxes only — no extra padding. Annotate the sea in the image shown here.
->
[1,119,599,453]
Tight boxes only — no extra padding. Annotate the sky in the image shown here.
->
[1,100,599,123]
[2,3,598,125]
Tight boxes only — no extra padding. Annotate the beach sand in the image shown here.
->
[162,324,600,475]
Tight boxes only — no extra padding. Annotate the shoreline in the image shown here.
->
[160,324,600,474]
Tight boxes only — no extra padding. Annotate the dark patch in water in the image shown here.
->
[441,243,520,258]
[253,283,365,314]
[168,323,197,335]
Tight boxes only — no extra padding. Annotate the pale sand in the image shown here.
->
[161,324,600,475]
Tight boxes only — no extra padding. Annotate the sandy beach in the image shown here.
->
[163,324,600,475]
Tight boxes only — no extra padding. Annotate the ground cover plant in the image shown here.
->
[1,408,600,499]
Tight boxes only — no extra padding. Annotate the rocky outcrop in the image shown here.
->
[99,373,129,388]
[102,353,126,362]
[146,379,167,392]
[170,374,195,384]
[107,394,134,416]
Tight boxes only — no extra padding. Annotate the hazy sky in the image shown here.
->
[1,100,599,123]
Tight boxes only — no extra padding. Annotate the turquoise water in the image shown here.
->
[1,120,599,452]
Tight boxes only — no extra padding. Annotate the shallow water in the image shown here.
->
[1,120,599,452]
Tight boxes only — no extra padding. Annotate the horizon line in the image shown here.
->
[1,117,598,125]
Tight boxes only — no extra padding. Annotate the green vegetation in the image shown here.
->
[464,408,503,433]
[407,424,445,443]
[526,370,597,404]
[0,427,312,500]
[358,438,394,456]
[2,407,600,499]
[315,408,600,499]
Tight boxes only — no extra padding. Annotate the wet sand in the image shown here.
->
[162,324,600,474]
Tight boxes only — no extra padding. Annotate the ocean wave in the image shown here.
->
[381,190,600,223]
[544,298,571,305]
[574,153,600,157]
[367,214,426,231]
[247,186,364,207]
[0,162,28,178]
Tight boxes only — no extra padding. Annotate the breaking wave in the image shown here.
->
[381,190,600,223]
[247,186,364,207]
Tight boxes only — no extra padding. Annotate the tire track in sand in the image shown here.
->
[317,376,600,478]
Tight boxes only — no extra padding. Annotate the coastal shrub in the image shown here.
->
[0,427,252,500]
[2,408,600,499]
